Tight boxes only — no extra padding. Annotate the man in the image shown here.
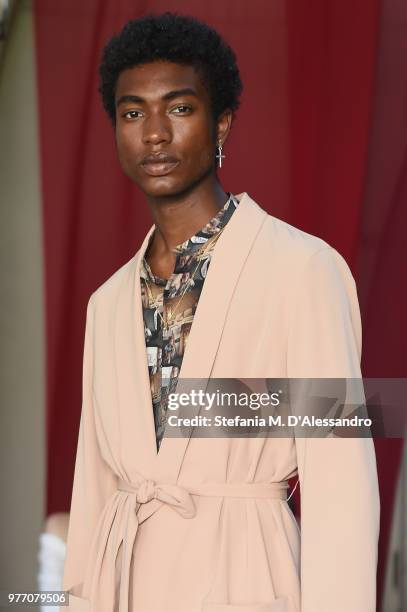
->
[99,12,242,452]
[62,12,380,612]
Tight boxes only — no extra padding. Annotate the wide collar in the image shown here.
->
[113,192,268,482]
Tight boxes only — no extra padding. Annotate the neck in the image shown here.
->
[145,175,228,262]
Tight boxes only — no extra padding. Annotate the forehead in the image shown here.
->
[115,60,208,102]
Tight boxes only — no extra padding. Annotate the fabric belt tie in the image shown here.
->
[116,477,289,612]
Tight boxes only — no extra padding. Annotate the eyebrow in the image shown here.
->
[115,88,199,108]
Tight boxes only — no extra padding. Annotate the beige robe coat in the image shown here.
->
[62,192,380,612]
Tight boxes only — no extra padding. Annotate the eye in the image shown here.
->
[171,105,192,114]
[123,110,142,119]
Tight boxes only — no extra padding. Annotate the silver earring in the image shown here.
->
[216,141,225,168]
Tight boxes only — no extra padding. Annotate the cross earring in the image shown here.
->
[216,141,225,168]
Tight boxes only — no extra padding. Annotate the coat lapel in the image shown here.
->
[114,224,157,474]
[115,192,268,482]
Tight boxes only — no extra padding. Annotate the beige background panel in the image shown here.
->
[0,1,45,608]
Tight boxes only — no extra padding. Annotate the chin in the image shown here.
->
[140,180,184,199]
[132,164,212,199]
[138,176,201,200]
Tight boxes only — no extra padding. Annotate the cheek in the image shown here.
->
[115,129,140,170]
[182,133,214,170]
[198,148,214,168]
[116,128,133,155]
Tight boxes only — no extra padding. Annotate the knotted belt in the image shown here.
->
[116,477,289,612]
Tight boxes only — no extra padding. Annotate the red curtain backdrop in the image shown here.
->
[33,2,406,609]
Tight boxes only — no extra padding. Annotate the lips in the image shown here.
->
[141,151,179,176]
[141,160,180,177]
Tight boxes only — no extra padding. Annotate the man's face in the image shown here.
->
[114,60,220,198]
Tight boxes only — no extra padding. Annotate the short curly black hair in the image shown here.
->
[98,11,243,127]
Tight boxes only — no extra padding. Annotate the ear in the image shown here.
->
[216,109,233,147]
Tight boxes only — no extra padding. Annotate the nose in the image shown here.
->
[142,111,171,145]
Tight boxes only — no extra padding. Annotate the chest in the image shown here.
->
[211,257,294,378]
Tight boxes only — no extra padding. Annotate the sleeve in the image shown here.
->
[287,247,380,612]
[62,295,117,598]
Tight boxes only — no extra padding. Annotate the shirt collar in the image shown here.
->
[172,192,239,254]
[141,192,239,283]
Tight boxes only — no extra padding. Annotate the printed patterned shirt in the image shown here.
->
[140,193,239,452]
